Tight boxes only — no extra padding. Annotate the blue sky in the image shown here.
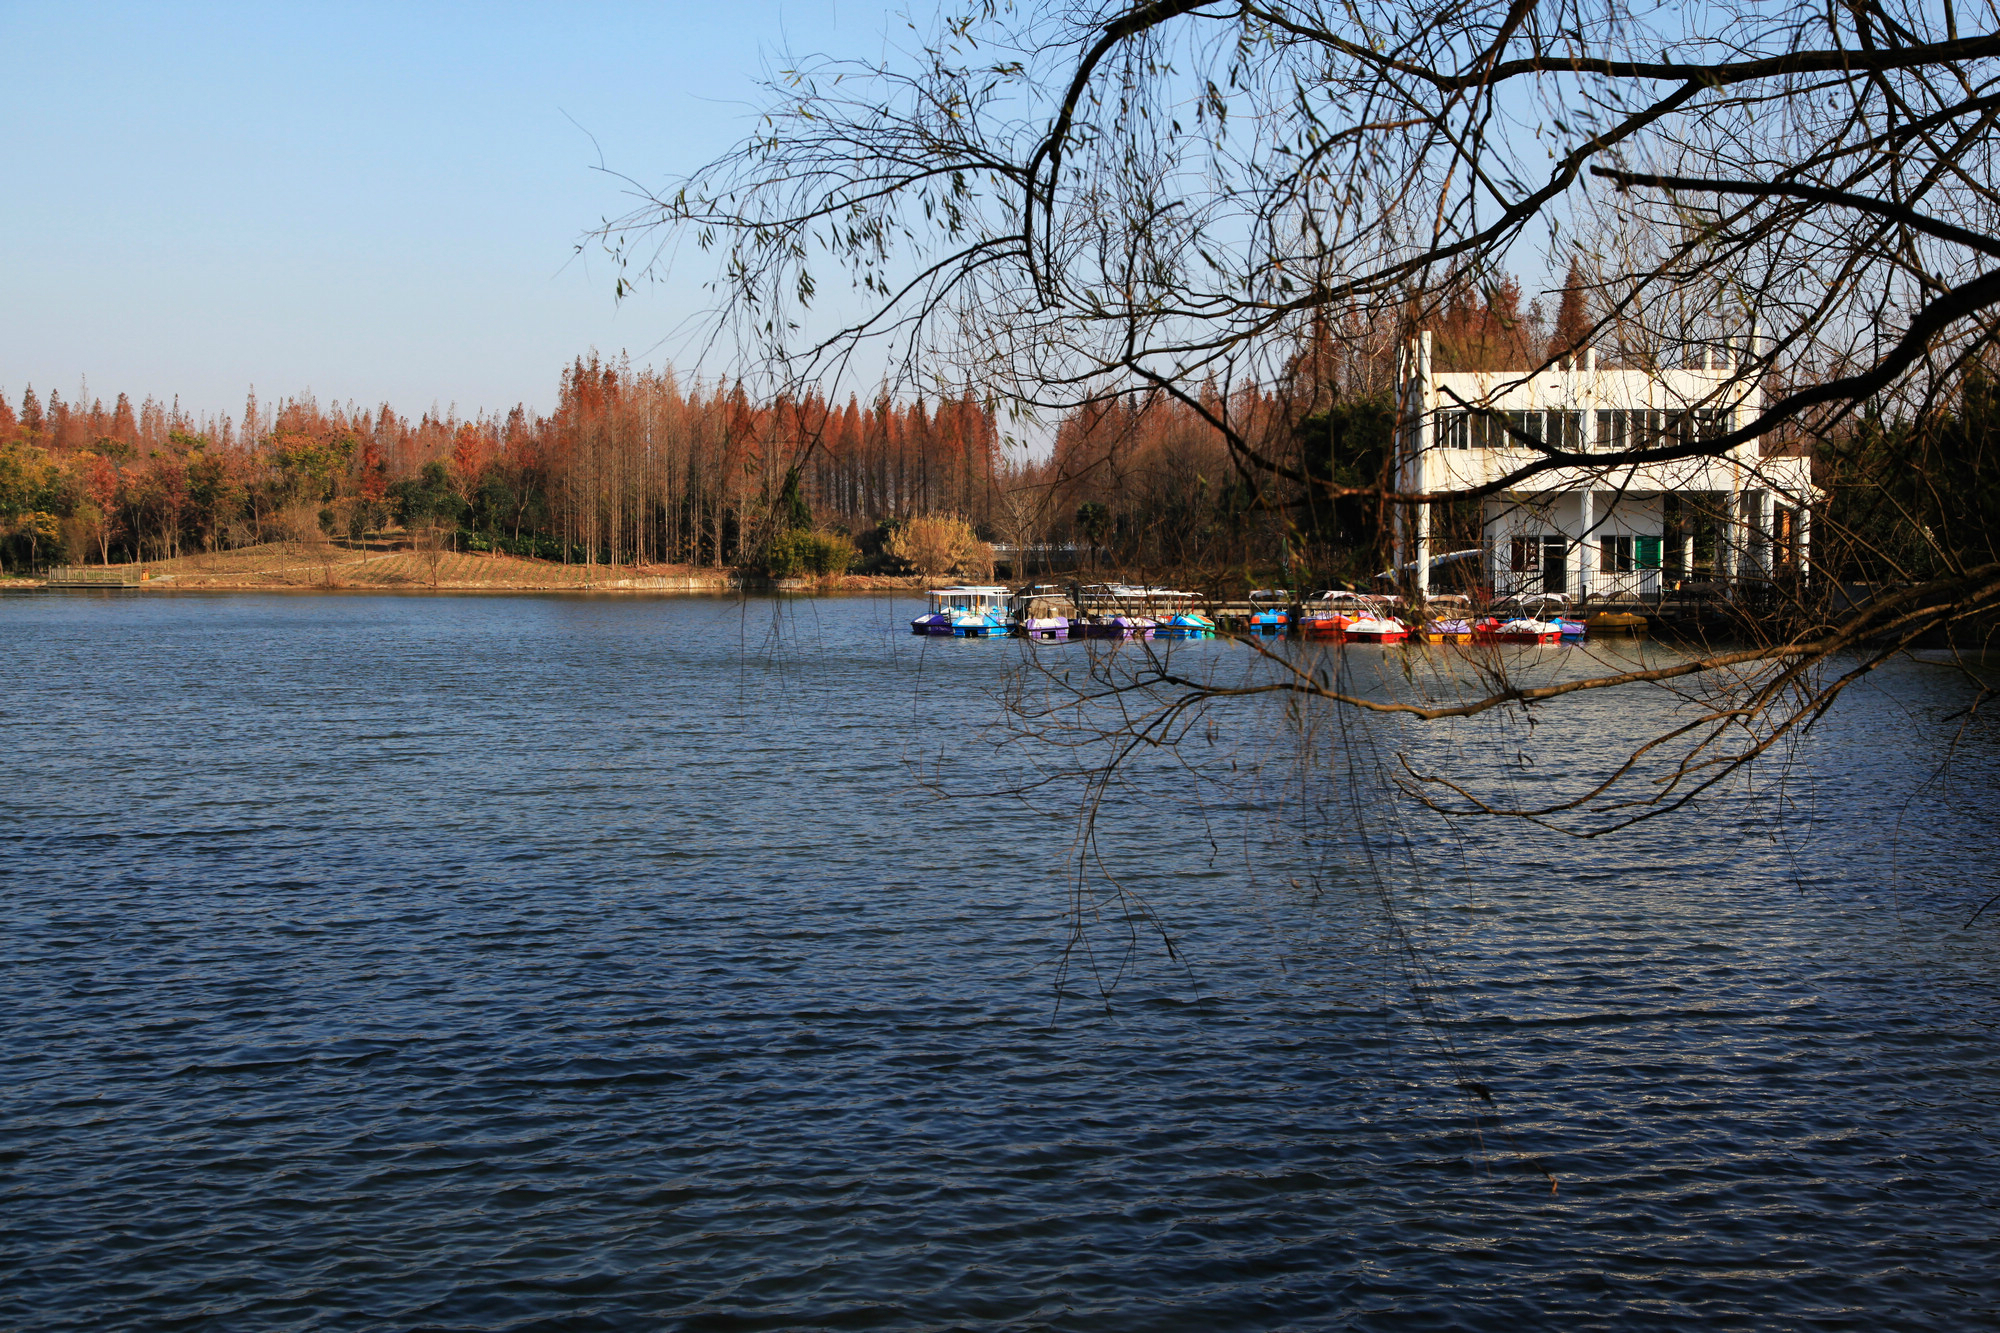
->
[0,2,893,419]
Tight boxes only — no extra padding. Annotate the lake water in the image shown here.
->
[3,592,1997,1330]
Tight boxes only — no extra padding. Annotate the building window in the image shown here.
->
[1693,408,1732,442]
[1594,408,1661,451]
[1549,410,1584,451]
[1600,535,1635,573]
[1509,537,1541,572]
[1459,409,1584,449]
[1634,535,1663,570]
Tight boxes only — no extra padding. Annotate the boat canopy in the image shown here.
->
[1015,593,1078,618]
[927,586,1009,612]
[1084,582,1182,597]
[1073,583,1201,614]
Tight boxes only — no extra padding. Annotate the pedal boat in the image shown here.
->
[1298,590,1364,639]
[1143,590,1214,639]
[1298,611,1351,639]
[1481,616,1564,645]
[1586,610,1649,634]
[911,585,1012,637]
[1416,594,1475,643]
[1420,617,1474,643]
[1246,589,1292,635]
[1009,586,1079,640]
[1154,610,1218,639]
[1343,614,1409,645]
[1510,595,1583,639]
[1084,614,1157,639]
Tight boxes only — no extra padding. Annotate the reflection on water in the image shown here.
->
[2,592,1996,1330]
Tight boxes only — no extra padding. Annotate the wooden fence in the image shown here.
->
[43,566,146,587]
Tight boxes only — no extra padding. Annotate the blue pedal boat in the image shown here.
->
[1144,589,1214,638]
[911,586,1013,637]
[1246,589,1292,634]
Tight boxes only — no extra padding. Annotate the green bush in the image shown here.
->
[762,529,809,577]
[806,531,857,575]
[462,531,571,561]
[763,528,856,577]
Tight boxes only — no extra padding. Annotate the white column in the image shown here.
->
[1414,333,1433,594]
[1717,491,1737,585]
[1484,503,1503,600]
[1798,502,1813,587]
[1413,502,1431,594]
[1576,488,1595,601]
[1758,490,1775,578]
[1394,337,1414,582]
[1741,490,1757,577]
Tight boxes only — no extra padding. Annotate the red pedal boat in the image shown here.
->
[1482,615,1562,645]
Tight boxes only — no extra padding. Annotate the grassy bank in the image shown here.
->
[30,543,933,593]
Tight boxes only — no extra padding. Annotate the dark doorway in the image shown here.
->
[1542,537,1568,594]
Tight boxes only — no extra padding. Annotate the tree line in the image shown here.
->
[0,355,1011,573]
[6,279,1976,591]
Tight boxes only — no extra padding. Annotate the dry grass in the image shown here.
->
[44,544,939,592]
[89,543,739,591]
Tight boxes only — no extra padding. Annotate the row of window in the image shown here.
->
[1509,535,1664,572]
[1438,408,1733,451]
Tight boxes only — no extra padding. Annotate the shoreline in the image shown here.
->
[10,582,922,597]
[12,545,929,596]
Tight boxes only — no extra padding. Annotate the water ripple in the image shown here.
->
[1,592,1996,1330]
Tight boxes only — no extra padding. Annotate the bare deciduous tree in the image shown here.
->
[411,522,450,590]
[598,0,2000,819]
[995,474,1052,578]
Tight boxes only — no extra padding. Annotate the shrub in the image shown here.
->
[803,531,856,575]
[887,514,988,581]
[763,528,856,578]
[762,529,811,578]
[853,519,909,575]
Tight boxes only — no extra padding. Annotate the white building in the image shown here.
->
[1392,332,1818,600]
